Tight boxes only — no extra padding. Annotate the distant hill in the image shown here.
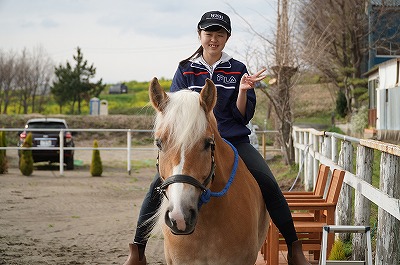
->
[252,82,336,128]
[1,82,335,128]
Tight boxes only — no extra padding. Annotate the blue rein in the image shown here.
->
[198,138,238,208]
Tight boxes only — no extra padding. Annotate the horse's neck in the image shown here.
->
[213,137,235,186]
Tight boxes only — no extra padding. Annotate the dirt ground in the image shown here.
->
[1,143,297,265]
[0,147,166,265]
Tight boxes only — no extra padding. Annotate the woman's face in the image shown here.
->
[199,28,229,59]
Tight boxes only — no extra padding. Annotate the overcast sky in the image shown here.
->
[0,0,277,84]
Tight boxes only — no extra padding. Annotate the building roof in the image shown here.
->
[363,65,379,77]
[364,57,400,77]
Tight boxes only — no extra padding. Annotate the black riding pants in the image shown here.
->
[133,142,297,247]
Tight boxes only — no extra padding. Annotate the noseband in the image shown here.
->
[156,138,238,208]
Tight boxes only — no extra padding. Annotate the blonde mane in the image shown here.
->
[154,90,208,150]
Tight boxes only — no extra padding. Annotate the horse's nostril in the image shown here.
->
[165,210,174,228]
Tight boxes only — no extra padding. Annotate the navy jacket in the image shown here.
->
[170,52,256,145]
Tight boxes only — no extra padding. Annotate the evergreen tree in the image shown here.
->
[51,47,106,114]
[19,132,34,176]
[51,63,76,113]
[336,90,348,118]
[0,131,8,174]
[90,139,103,177]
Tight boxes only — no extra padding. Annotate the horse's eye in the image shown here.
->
[204,138,215,150]
[155,139,162,150]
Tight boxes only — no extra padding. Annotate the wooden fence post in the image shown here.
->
[322,135,331,160]
[306,132,313,191]
[303,131,308,186]
[375,152,400,265]
[321,135,332,198]
[353,145,374,261]
[331,136,338,164]
[294,129,299,164]
[312,134,319,187]
[298,130,304,183]
[337,140,353,241]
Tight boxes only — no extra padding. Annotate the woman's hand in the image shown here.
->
[236,68,266,117]
[239,68,267,91]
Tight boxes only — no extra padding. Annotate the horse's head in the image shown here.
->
[149,77,217,235]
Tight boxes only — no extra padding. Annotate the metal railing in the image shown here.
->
[1,128,153,176]
[1,128,280,176]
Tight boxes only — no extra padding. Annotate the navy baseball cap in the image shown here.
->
[197,11,231,34]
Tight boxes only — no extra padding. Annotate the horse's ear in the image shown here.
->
[200,78,217,113]
[149,77,169,112]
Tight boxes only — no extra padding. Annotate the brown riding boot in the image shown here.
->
[287,240,311,265]
[123,243,147,265]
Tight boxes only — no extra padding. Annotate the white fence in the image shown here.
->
[0,128,279,176]
[0,128,154,176]
[292,126,400,265]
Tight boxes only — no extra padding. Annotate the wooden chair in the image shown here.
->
[259,164,330,258]
[283,164,330,200]
[284,164,330,222]
[263,168,345,265]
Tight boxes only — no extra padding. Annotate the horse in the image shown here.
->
[149,77,270,265]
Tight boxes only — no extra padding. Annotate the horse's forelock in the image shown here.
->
[154,90,208,150]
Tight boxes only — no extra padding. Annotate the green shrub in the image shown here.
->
[327,126,344,134]
[336,90,348,118]
[19,132,34,176]
[350,105,368,136]
[0,131,8,174]
[328,239,347,260]
[90,139,103,177]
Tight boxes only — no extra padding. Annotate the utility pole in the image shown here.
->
[271,0,297,165]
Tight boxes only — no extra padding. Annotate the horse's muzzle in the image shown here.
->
[165,208,198,235]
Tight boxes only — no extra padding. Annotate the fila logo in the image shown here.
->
[216,74,236,84]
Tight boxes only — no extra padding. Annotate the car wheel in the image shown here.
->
[66,156,74,170]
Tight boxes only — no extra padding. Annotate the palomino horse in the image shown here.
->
[149,77,270,265]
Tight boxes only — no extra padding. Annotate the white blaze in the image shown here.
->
[168,148,187,231]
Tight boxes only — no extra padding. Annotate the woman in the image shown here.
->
[124,10,311,265]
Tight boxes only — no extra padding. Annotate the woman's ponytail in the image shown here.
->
[179,45,203,66]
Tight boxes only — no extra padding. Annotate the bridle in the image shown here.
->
[156,138,215,197]
[156,138,238,209]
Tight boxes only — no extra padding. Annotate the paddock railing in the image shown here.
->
[292,126,400,265]
[1,128,155,176]
[0,128,278,175]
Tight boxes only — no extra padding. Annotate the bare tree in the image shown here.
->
[2,47,54,114]
[15,49,32,114]
[267,0,299,165]
[297,0,369,116]
[29,46,54,113]
[297,0,400,117]
[231,0,300,165]
[0,51,17,114]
